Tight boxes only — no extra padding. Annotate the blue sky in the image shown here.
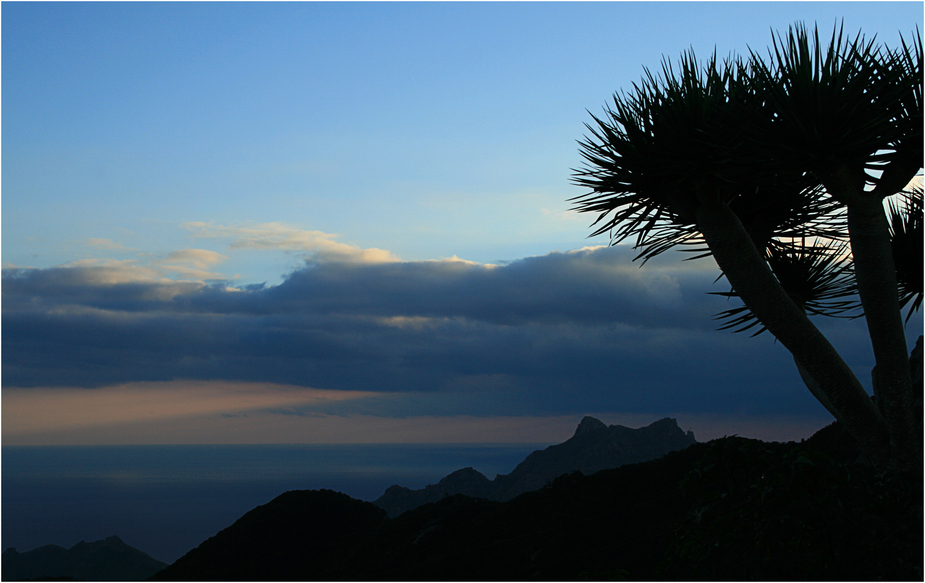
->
[3,2,922,445]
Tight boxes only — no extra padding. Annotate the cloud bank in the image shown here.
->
[5,241,899,442]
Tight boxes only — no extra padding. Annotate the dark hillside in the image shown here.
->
[155,489,387,581]
[351,444,705,580]
[657,437,921,580]
[2,536,167,581]
[154,423,922,581]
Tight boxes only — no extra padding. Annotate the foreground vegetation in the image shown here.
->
[572,22,922,471]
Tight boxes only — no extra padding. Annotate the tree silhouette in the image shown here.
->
[571,22,922,471]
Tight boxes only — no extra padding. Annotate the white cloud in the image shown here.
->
[152,249,229,280]
[58,253,229,285]
[183,221,401,264]
[429,254,496,267]
[86,237,134,251]
[542,208,586,223]
[17,248,231,286]
[161,249,228,267]
[58,258,167,285]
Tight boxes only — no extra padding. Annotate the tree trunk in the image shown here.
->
[794,356,842,422]
[847,197,919,472]
[693,196,892,468]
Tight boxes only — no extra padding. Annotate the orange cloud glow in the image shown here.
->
[1,381,379,444]
[1,381,829,446]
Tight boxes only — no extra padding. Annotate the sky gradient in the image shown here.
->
[3,2,923,445]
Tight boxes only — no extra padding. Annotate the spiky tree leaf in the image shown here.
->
[888,187,924,322]
[713,237,860,335]
[571,50,833,264]
[750,22,917,199]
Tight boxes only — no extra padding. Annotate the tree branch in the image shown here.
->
[693,195,891,467]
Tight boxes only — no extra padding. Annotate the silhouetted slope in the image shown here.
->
[2,535,167,581]
[154,489,387,581]
[153,422,922,581]
[374,467,494,518]
[353,449,704,581]
[374,416,696,516]
[491,416,695,500]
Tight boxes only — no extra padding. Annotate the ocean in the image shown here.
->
[1,443,548,564]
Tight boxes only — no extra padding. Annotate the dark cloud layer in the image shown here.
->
[5,246,911,418]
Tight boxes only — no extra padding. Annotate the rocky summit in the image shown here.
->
[373,416,696,517]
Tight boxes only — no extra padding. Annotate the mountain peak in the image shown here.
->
[573,416,608,437]
[438,467,490,486]
[374,416,697,517]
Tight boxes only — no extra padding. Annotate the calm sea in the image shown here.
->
[1,443,547,564]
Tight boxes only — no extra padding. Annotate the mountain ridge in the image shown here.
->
[373,416,696,517]
[2,535,168,581]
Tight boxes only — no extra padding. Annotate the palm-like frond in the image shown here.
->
[871,31,924,198]
[729,182,848,251]
[570,51,741,262]
[750,22,919,197]
[713,237,860,335]
[571,50,824,263]
[572,23,917,331]
[888,186,924,322]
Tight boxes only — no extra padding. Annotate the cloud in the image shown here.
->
[0,390,833,445]
[1,381,379,444]
[152,249,229,280]
[541,207,586,223]
[86,238,134,251]
[183,221,400,264]
[1,260,205,313]
[241,245,716,328]
[4,245,911,434]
